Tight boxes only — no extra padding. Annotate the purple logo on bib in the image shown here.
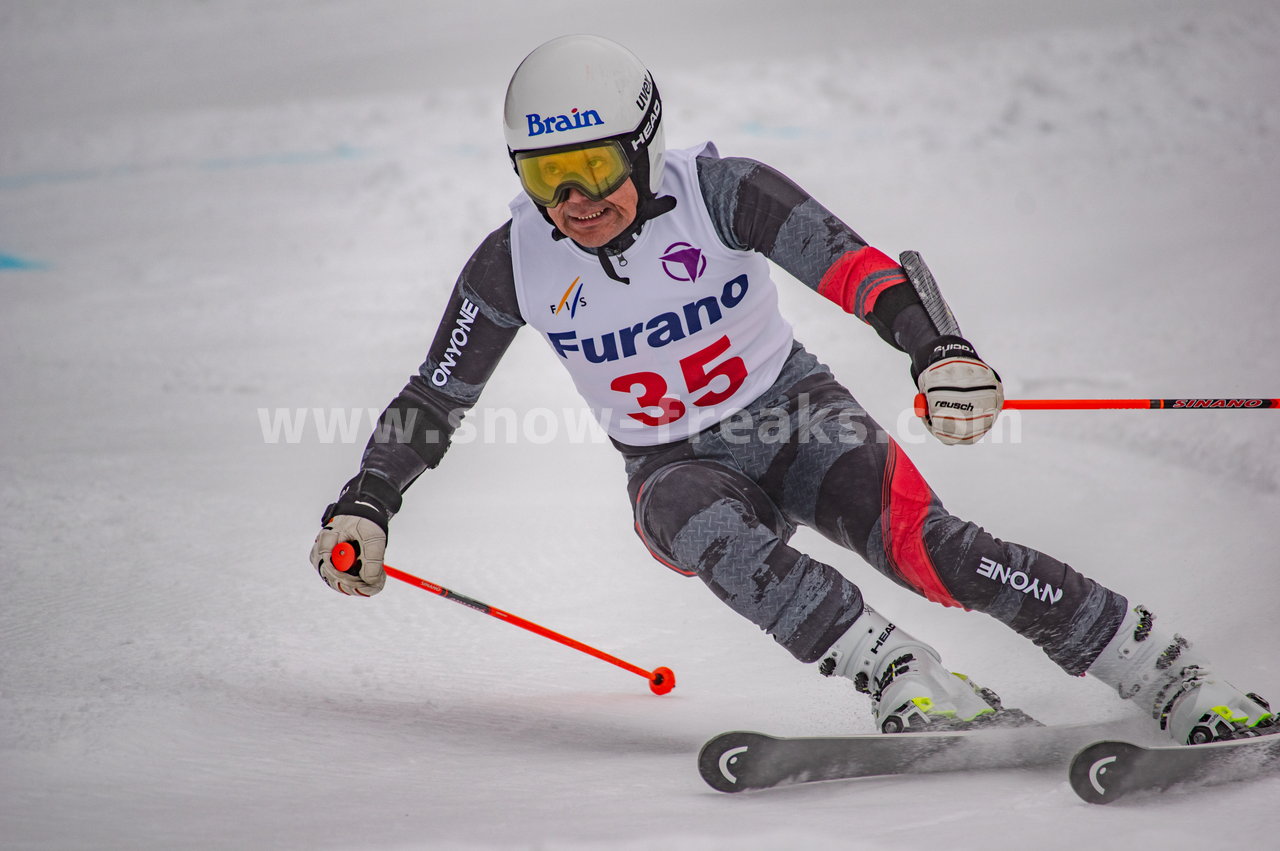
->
[660,242,706,282]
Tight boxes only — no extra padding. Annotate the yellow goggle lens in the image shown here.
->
[515,143,631,207]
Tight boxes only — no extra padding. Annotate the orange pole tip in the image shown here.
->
[649,666,676,695]
[331,542,356,573]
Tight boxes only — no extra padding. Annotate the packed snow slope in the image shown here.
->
[2,1,1278,848]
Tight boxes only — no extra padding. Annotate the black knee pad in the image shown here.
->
[634,460,792,575]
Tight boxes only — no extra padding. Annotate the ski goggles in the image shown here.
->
[513,140,633,207]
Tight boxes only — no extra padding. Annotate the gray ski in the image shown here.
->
[698,722,1129,793]
[1069,734,1280,804]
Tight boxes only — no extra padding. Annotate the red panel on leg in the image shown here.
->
[881,441,963,608]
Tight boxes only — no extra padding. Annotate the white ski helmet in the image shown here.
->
[504,34,665,204]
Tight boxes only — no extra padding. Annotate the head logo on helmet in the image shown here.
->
[504,34,666,202]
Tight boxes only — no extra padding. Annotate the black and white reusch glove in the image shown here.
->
[911,336,1004,445]
[309,472,402,596]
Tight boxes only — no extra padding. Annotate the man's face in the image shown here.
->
[545,180,639,248]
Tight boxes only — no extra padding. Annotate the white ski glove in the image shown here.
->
[912,336,1004,445]
[310,471,401,596]
[310,515,387,596]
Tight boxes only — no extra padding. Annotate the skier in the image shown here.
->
[310,34,1274,745]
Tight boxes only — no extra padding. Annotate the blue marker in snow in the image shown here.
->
[0,253,44,270]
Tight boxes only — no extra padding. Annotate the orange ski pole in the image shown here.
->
[330,543,675,695]
[1004,398,1279,410]
[914,395,1278,414]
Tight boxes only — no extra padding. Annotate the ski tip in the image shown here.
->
[1069,740,1147,805]
[697,731,773,793]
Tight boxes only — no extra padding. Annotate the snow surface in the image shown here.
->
[2,1,1279,848]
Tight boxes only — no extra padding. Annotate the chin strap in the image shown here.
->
[593,192,678,284]
[537,188,678,286]
[595,247,631,285]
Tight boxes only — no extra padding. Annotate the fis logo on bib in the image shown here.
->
[550,276,587,319]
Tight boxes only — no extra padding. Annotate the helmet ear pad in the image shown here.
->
[629,131,673,222]
[637,121,665,197]
[629,139,654,204]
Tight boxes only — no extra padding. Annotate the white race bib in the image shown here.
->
[510,144,794,446]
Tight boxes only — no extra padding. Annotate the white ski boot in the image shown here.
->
[1087,605,1276,745]
[819,606,1036,733]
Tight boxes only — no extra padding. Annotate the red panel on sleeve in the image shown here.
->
[816,246,908,319]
